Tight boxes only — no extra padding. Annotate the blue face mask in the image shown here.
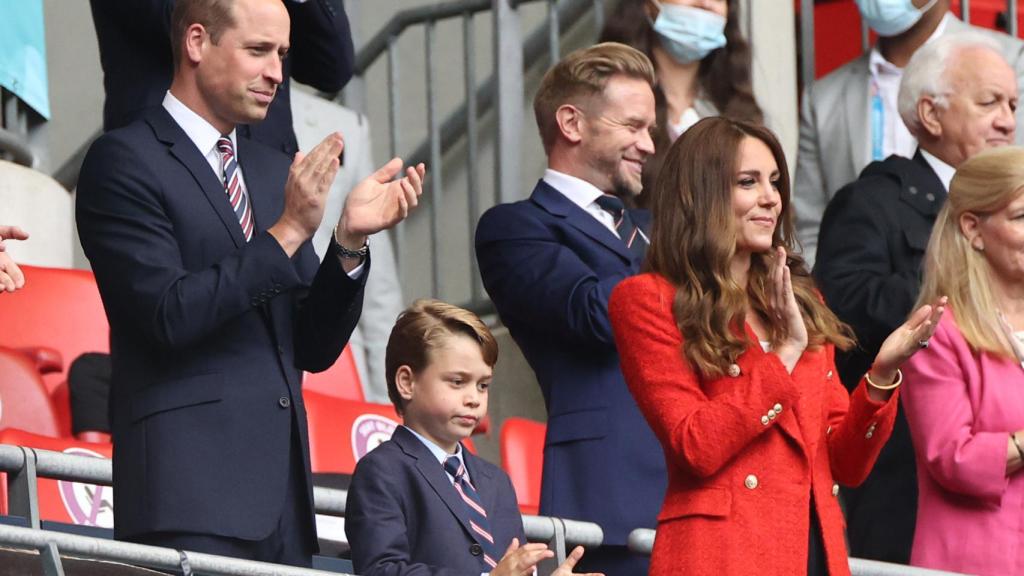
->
[855,0,939,37]
[649,1,728,64]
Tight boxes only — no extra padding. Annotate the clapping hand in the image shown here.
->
[870,296,947,391]
[491,539,603,576]
[0,225,27,293]
[337,158,425,243]
[0,225,28,252]
[769,247,808,372]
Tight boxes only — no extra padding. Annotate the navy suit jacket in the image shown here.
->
[75,106,366,542]
[89,0,354,156]
[345,426,526,575]
[474,180,666,546]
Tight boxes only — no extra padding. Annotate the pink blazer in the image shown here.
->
[902,311,1024,575]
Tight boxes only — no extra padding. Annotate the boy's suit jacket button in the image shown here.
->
[278,396,291,408]
[469,543,483,556]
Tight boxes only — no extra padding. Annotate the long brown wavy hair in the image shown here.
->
[646,117,853,378]
[600,0,763,207]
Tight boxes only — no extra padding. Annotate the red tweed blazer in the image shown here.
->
[609,273,898,576]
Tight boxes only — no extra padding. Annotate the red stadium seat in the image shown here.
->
[0,265,109,436]
[0,429,113,528]
[302,345,365,402]
[500,417,545,515]
[0,348,61,437]
[303,391,476,475]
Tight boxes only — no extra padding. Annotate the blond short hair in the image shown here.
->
[533,42,656,154]
[385,299,498,414]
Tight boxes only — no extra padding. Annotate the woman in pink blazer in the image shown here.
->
[609,117,943,576]
[903,146,1024,576]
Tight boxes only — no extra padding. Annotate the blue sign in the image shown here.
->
[0,0,50,119]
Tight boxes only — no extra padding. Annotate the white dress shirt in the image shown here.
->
[163,90,365,277]
[542,169,620,238]
[868,13,950,162]
[919,148,956,192]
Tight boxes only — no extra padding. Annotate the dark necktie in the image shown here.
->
[216,136,254,241]
[595,194,647,260]
[444,455,499,568]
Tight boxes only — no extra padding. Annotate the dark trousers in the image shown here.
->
[576,544,649,576]
[129,417,314,569]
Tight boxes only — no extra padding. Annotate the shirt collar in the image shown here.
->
[869,12,951,77]
[402,425,463,465]
[542,168,607,212]
[162,90,238,160]
[919,148,956,191]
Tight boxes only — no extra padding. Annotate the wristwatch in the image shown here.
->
[332,226,369,259]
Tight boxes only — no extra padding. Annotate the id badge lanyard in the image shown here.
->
[870,80,885,162]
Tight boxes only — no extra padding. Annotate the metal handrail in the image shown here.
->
[0,443,603,555]
[0,127,35,167]
[0,524,348,576]
[354,0,492,75]
[627,528,968,576]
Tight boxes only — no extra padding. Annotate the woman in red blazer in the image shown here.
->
[609,117,944,576]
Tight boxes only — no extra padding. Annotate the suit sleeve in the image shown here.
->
[822,352,900,486]
[815,183,920,356]
[88,0,173,49]
[609,277,801,478]
[793,86,828,268]
[286,0,355,93]
[901,319,1010,503]
[76,134,363,360]
[346,455,465,576]
[475,206,623,351]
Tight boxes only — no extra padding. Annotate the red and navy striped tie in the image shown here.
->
[444,455,499,568]
[595,194,647,260]
[216,136,254,241]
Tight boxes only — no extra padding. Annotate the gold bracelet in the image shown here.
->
[1011,433,1024,462]
[865,368,903,391]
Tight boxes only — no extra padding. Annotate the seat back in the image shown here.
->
[0,428,113,528]
[303,391,476,475]
[0,349,60,437]
[302,345,364,402]
[0,265,109,392]
[500,417,546,515]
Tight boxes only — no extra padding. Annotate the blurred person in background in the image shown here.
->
[903,145,1024,576]
[600,0,762,207]
[794,0,1024,267]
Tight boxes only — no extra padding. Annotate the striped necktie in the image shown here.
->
[594,194,647,260]
[216,136,254,241]
[444,455,499,568]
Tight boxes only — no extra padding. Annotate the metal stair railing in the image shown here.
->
[344,0,605,313]
[0,87,36,167]
[626,527,969,576]
[0,443,603,576]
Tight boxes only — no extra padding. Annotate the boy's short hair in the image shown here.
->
[533,41,656,155]
[385,299,498,414]
[170,0,237,69]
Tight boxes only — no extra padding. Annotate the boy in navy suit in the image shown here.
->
[346,299,600,576]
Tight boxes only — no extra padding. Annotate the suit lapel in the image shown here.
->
[530,180,633,264]
[148,109,245,249]
[237,137,278,236]
[394,428,480,545]
[842,54,871,182]
[463,451,498,524]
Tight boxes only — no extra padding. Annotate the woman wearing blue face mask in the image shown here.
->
[600,0,762,207]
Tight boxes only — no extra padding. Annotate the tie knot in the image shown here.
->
[443,456,464,481]
[594,194,625,219]
[216,136,234,158]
